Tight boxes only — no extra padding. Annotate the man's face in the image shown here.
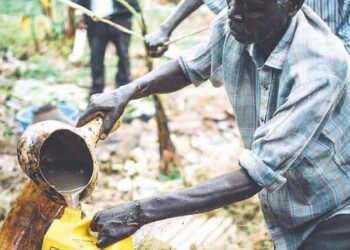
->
[227,0,291,44]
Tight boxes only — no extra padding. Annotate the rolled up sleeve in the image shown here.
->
[178,11,228,87]
[178,41,212,86]
[239,76,345,192]
[240,149,287,192]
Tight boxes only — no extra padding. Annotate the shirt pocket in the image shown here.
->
[322,123,350,173]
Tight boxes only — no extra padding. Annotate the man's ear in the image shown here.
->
[288,0,304,17]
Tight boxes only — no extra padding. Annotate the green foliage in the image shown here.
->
[16,54,60,80]
[0,0,71,57]
[2,127,14,138]
[0,84,12,97]
[19,64,58,80]
[0,0,41,16]
[0,16,34,56]
[157,167,181,182]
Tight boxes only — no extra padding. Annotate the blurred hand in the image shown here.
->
[77,86,134,139]
[90,202,143,248]
[76,15,87,29]
[145,27,170,58]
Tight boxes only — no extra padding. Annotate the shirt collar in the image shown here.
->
[246,11,300,70]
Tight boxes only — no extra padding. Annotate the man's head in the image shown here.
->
[227,0,304,45]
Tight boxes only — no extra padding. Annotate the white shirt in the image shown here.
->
[91,0,114,17]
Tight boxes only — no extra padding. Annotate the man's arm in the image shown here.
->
[77,60,191,138]
[140,169,261,223]
[145,0,204,57]
[91,168,261,248]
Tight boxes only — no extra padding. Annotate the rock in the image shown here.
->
[116,177,133,193]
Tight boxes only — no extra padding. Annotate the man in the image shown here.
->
[78,0,350,249]
[76,0,140,95]
[145,0,350,57]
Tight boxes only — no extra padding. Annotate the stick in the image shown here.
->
[164,26,209,46]
[57,0,209,45]
[57,0,143,39]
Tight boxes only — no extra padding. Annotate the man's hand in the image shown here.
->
[76,15,87,29]
[77,85,135,139]
[145,27,170,58]
[90,201,143,248]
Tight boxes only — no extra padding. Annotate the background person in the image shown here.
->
[76,0,140,96]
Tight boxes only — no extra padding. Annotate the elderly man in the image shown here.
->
[78,0,350,249]
[145,0,350,57]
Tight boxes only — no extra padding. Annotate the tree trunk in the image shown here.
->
[153,95,181,174]
[40,0,53,19]
[143,50,181,175]
[0,180,64,250]
[64,7,75,44]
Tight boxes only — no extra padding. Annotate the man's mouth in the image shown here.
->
[229,27,252,43]
[229,22,251,37]
[228,21,253,43]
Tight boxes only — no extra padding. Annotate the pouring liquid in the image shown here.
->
[61,189,83,209]
[41,162,92,209]
[39,129,94,208]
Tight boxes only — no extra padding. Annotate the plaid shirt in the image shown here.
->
[305,0,350,52]
[202,0,350,52]
[178,5,350,250]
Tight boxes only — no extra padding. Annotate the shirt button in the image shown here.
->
[260,117,265,124]
[263,84,269,90]
[263,204,268,209]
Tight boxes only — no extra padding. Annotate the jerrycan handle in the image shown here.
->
[73,215,94,234]
[79,115,121,144]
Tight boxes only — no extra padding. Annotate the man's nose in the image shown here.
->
[227,0,244,23]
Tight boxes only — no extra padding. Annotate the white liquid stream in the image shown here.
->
[60,187,84,209]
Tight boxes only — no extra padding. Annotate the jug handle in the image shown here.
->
[79,114,121,143]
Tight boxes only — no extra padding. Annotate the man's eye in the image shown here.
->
[245,5,263,15]
[247,10,261,16]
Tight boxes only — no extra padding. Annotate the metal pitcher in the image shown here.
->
[17,117,120,205]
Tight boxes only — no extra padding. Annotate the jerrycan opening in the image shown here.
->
[39,129,94,207]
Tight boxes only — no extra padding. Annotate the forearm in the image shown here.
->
[139,169,261,224]
[127,59,191,99]
[160,0,204,36]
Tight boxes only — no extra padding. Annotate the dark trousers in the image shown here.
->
[86,13,131,95]
[298,214,350,250]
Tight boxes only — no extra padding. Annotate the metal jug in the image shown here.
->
[17,117,120,205]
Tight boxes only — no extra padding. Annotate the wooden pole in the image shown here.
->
[0,181,64,250]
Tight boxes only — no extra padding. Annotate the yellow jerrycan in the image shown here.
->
[42,207,133,250]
